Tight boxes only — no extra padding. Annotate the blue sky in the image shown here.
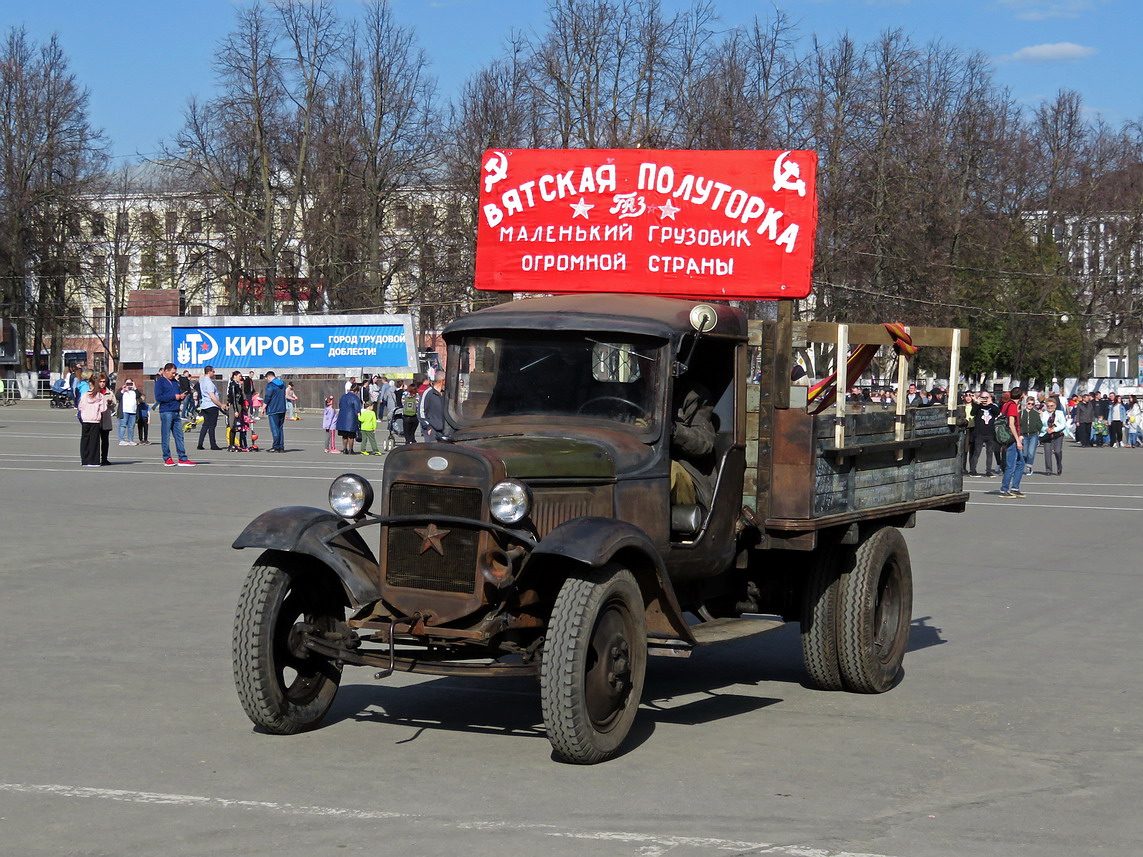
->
[4,0,1139,163]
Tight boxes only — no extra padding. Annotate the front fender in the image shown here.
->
[233,506,379,605]
[530,517,693,643]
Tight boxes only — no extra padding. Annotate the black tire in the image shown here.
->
[232,557,343,733]
[836,527,913,693]
[540,566,647,764]
[800,544,846,691]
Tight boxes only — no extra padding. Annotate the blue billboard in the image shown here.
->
[172,325,410,369]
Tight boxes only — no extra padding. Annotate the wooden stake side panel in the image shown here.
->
[744,318,967,531]
[759,404,964,526]
[743,323,775,520]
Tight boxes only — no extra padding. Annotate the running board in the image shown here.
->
[648,615,786,658]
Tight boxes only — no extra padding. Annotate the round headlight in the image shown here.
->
[329,473,374,518]
[489,480,531,525]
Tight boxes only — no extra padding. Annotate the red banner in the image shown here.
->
[476,149,817,299]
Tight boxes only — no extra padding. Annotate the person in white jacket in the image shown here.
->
[1041,398,1067,475]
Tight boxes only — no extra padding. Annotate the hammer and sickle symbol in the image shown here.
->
[772,151,806,197]
[483,150,509,193]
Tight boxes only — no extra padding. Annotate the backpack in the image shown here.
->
[995,412,1013,445]
[402,392,418,417]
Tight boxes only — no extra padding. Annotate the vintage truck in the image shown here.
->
[232,294,968,763]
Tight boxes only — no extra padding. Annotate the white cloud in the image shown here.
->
[1008,42,1099,62]
[998,0,1096,21]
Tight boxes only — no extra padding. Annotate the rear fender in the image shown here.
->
[233,506,379,605]
[529,517,693,642]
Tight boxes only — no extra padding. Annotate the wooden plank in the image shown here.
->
[796,322,971,348]
[746,384,761,413]
[774,301,793,409]
[835,323,849,448]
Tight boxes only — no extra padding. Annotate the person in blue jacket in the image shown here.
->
[262,371,287,452]
[336,383,363,454]
[154,363,195,466]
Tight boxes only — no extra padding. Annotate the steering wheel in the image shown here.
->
[576,396,644,419]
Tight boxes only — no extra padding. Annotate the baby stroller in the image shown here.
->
[49,379,73,408]
[383,413,403,452]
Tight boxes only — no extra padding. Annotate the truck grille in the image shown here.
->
[385,483,482,594]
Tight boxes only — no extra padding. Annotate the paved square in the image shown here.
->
[2,402,1141,856]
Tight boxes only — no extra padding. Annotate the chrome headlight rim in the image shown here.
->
[328,472,374,519]
[489,479,531,525]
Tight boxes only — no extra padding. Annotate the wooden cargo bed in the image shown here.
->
[743,312,969,538]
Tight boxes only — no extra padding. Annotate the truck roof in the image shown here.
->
[444,294,748,341]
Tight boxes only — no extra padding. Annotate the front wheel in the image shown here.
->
[232,556,344,733]
[540,566,647,764]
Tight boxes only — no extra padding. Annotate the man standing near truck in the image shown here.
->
[968,392,1000,477]
[196,366,226,451]
[263,371,287,452]
[1073,393,1095,447]
[155,363,195,467]
[999,387,1026,498]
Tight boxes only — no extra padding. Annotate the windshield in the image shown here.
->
[452,333,662,430]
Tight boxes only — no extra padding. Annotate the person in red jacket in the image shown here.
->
[998,387,1026,498]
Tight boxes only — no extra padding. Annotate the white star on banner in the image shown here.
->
[570,197,594,219]
[657,199,681,220]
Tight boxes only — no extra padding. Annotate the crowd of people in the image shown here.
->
[321,374,447,455]
[67,365,449,467]
[958,387,1141,497]
[66,360,1140,477]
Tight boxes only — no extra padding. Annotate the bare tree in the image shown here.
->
[0,27,106,370]
[309,0,437,312]
[166,2,343,313]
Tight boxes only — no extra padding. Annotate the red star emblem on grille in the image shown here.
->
[414,523,451,556]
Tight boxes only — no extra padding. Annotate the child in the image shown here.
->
[358,402,379,455]
[250,391,263,420]
[229,398,249,451]
[136,393,150,444]
[1092,415,1109,448]
[322,396,338,453]
[237,409,252,451]
[285,381,299,420]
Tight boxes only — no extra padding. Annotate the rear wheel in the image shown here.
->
[836,527,912,693]
[232,556,344,733]
[541,566,647,764]
[800,545,845,691]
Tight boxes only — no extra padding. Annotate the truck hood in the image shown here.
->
[457,435,615,480]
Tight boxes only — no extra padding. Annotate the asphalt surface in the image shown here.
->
[1,401,1141,857]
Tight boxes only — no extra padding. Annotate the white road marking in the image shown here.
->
[968,489,1143,499]
[0,782,897,857]
[0,453,363,472]
[0,465,333,480]
[970,501,1142,511]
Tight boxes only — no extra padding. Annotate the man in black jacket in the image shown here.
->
[1073,393,1095,447]
[968,391,1001,477]
[421,376,448,442]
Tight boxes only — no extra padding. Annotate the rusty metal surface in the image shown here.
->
[458,435,615,479]
[443,293,748,341]
[304,636,539,677]
[764,492,969,532]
